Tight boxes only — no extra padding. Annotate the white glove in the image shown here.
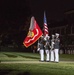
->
[37,48,40,51]
[44,37,46,41]
[50,46,51,48]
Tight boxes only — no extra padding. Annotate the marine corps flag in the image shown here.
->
[23,16,43,48]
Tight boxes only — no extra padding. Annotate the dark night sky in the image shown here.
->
[0,0,74,28]
[0,0,31,21]
[0,0,32,31]
[0,0,74,47]
[29,0,74,25]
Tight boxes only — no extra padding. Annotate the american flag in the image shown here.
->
[44,11,49,36]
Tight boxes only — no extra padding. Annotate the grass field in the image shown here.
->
[0,52,74,75]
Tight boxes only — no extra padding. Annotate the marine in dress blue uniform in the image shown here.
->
[54,33,60,63]
[50,34,55,62]
[37,35,45,61]
[44,35,50,62]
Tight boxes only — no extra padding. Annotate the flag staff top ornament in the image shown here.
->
[23,16,43,48]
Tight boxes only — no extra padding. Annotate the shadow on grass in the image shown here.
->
[0,70,30,75]
[18,71,30,75]
[19,54,39,59]
[3,53,17,58]
[2,53,39,59]
[0,70,12,75]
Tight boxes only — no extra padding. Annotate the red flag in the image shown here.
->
[23,16,43,48]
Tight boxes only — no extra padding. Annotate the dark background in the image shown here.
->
[0,0,74,27]
[0,0,74,52]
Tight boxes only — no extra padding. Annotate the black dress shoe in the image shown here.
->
[46,61,49,62]
[39,60,44,62]
[55,61,59,63]
[41,60,44,62]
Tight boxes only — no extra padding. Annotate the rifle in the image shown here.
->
[37,40,40,51]
[51,39,55,50]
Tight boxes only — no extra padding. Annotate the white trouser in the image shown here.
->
[45,50,49,61]
[50,50,54,61]
[54,49,59,62]
[40,49,44,61]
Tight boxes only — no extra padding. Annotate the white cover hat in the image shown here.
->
[52,34,55,37]
[55,33,59,36]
